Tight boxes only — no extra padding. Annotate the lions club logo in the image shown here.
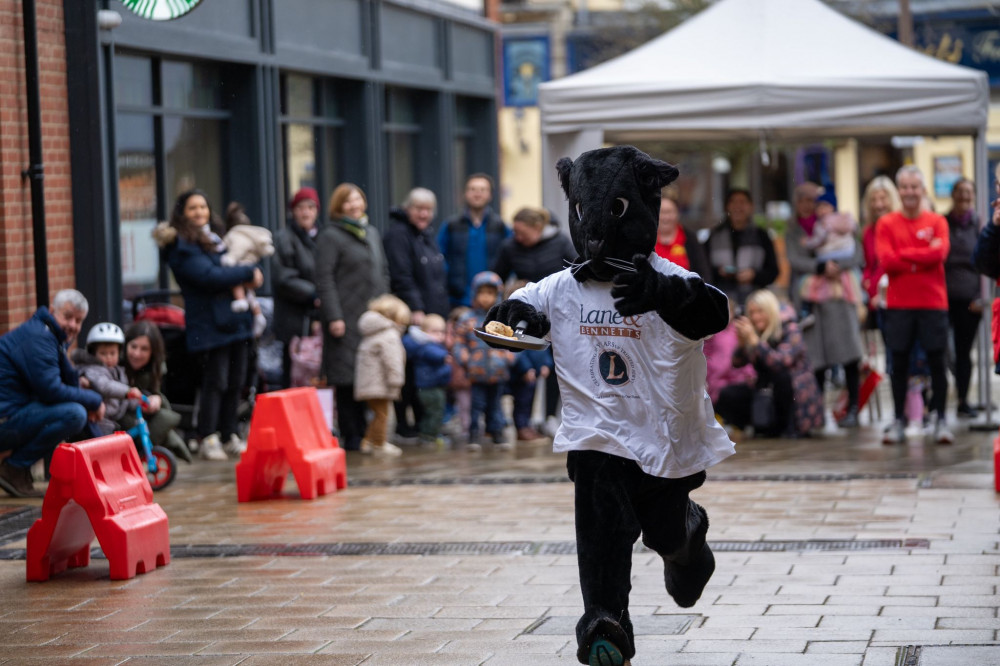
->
[588,342,639,397]
[123,0,202,20]
[598,350,630,386]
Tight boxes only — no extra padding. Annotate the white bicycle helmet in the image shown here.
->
[86,322,125,347]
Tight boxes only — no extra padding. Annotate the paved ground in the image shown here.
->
[0,399,998,665]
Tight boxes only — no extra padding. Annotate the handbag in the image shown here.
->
[751,387,776,431]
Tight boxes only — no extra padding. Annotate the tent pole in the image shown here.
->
[969,129,996,431]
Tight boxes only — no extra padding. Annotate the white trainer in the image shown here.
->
[199,433,228,461]
[223,434,247,458]
[376,441,403,457]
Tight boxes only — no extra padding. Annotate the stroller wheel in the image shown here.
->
[147,446,178,491]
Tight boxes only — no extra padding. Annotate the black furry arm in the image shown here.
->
[483,298,551,346]
[612,254,730,340]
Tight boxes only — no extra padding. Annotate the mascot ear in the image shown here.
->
[636,156,679,190]
[556,157,574,197]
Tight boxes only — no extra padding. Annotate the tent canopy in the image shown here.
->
[538,0,989,143]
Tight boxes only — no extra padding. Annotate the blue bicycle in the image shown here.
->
[126,397,178,491]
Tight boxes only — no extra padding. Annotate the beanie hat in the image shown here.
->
[471,271,503,294]
[289,187,320,210]
[816,188,837,210]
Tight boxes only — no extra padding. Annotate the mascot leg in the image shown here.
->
[637,470,716,609]
[569,451,639,665]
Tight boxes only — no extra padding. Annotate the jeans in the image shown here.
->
[198,339,250,439]
[509,376,536,429]
[470,382,505,440]
[0,401,88,468]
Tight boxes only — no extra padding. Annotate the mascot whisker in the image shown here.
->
[484,145,734,666]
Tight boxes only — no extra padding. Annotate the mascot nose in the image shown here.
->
[587,239,605,257]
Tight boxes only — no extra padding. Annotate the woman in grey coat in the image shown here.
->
[785,183,865,428]
[315,183,389,450]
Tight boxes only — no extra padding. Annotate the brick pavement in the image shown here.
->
[0,422,998,665]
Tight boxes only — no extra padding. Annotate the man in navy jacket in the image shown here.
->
[0,289,103,497]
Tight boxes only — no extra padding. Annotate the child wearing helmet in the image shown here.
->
[452,271,514,451]
[70,323,143,435]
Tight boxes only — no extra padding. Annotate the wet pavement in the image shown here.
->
[0,396,998,665]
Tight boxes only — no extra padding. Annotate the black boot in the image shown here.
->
[837,405,860,428]
[663,502,715,608]
[575,610,634,666]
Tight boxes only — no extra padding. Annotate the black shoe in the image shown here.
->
[0,461,44,498]
[836,407,859,428]
[589,637,629,666]
[956,403,979,418]
[664,503,715,608]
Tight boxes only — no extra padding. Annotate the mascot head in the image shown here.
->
[557,145,678,281]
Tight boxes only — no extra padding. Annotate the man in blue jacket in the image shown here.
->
[0,289,103,497]
[437,174,511,308]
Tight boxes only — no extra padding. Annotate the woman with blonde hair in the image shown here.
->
[715,290,824,438]
[861,175,902,315]
[315,183,390,450]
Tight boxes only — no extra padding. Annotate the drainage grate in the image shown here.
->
[0,537,929,561]
[904,645,1000,665]
[899,645,921,666]
[349,472,920,487]
[0,507,39,547]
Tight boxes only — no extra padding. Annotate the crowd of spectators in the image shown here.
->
[2,161,999,494]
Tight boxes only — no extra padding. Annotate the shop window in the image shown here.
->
[115,55,153,107]
[163,116,225,206]
[114,53,229,298]
[117,113,157,299]
[385,87,421,206]
[279,73,344,212]
[162,60,223,110]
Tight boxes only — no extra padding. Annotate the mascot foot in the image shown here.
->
[665,542,715,608]
[589,638,630,666]
[664,503,715,608]
[576,612,634,665]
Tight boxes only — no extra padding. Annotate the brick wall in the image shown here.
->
[0,0,73,334]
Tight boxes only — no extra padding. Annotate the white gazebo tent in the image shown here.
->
[539,0,989,215]
[538,0,993,412]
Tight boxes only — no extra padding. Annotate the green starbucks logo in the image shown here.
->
[122,0,202,20]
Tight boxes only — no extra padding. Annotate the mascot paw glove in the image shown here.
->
[611,253,669,316]
[485,299,551,339]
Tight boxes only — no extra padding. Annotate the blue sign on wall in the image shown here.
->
[502,37,550,107]
[909,16,1000,86]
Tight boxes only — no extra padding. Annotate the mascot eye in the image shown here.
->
[611,198,629,218]
[575,203,584,221]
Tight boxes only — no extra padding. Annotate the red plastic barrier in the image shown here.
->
[994,433,1000,494]
[236,387,347,502]
[26,434,170,581]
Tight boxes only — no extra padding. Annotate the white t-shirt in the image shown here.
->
[512,254,735,479]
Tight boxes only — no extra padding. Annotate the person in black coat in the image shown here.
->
[383,187,450,440]
[492,206,577,284]
[155,189,263,461]
[704,188,779,307]
[316,183,390,451]
[492,207,576,436]
[383,188,450,323]
[272,187,326,388]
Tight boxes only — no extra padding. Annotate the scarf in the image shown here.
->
[336,215,368,241]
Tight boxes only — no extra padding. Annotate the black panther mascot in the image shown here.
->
[486,146,734,666]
